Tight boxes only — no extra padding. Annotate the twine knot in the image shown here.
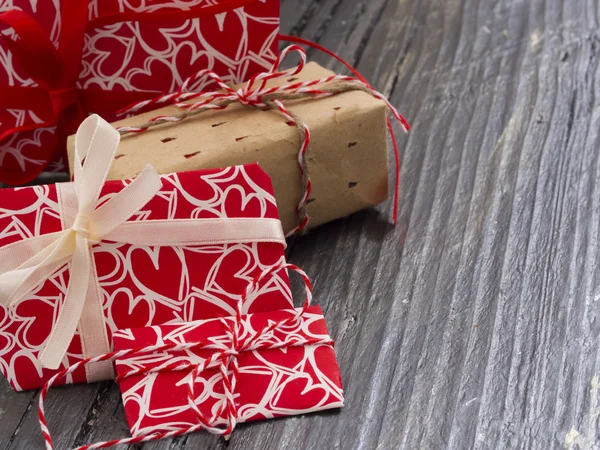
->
[222,342,241,359]
[235,87,265,108]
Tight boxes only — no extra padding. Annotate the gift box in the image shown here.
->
[0,115,292,392]
[68,61,395,235]
[113,304,344,438]
[0,0,280,185]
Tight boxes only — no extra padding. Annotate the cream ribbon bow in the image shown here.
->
[0,115,285,372]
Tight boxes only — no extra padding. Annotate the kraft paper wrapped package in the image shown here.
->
[67,62,390,235]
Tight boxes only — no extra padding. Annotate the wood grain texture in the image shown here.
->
[2,0,600,448]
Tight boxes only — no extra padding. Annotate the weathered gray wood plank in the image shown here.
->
[0,389,35,449]
[2,0,600,449]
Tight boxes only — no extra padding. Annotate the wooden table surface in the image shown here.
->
[2,0,600,448]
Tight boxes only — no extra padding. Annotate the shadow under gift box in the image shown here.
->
[0,163,293,391]
[67,62,389,235]
[113,305,344,438]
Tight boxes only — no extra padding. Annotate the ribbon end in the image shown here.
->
[141,164,163,191]
[142,164,159,175]
[0,277,16,307]
[39,348,64,371]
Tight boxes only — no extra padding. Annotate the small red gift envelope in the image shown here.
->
[112,301,343,438]
[0,115,291,391]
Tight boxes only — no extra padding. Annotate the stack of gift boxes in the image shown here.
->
[0,0,407,446]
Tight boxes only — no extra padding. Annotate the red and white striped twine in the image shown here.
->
[39,264,328,450]
[116,45,409,236]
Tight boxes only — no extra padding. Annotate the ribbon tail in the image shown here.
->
[77,255,114,382]
[0,232,74,306]
[40,236,92,370]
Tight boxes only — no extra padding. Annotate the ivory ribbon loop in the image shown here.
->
[0,114,287,373]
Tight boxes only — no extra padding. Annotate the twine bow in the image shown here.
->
[0,114,286,373]
[38,264,332,450]
[117,45,410,235]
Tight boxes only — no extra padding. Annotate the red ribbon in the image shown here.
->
[280,34,410,225]
[0,7,85,146]
[0,0,265,185]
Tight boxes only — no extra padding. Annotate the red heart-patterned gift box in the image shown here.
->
[0,163,292,391]
[0,0,280,185]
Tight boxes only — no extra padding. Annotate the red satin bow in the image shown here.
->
[0,5,87,147]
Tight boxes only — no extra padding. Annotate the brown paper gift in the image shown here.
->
[67,62,389,234]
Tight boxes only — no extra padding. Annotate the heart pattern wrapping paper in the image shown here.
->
[82,0,280,94]
[112,305,344,437]
[0,163,293,391]
[0,0,280,184]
